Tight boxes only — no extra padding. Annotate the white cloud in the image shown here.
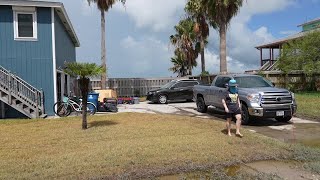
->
[114,0,185,31]
[110,35,172,77]
[115,0,296,75]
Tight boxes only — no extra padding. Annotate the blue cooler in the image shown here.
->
[87,93,99,110]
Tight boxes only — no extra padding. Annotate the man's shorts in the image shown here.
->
[226,108,241,119]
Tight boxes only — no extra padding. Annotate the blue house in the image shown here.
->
[0,0,80,118]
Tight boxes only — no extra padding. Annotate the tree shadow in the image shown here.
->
[89,120,118,128]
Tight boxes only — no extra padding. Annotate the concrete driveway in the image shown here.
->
[118,101,320,148]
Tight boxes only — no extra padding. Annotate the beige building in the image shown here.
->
[90,77,176,97]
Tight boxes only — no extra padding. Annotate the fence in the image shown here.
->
[250,70,320,91]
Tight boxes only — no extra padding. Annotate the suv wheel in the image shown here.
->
[241,104,251,125]
[275,116,292,122]
[196,97,207,113]
[158,95,168,104]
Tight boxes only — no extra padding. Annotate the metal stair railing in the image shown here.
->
[0,65,44,118]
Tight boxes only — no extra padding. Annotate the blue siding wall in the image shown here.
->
[0,6,54,116]
[55,11,76,69]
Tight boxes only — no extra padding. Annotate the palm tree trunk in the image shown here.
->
[188,57,192,76]
[200,36,205,73]
[220,24,227,74]
[79,77,90,129]
[101,10,107,89]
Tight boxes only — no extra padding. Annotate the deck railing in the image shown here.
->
[0,65,44,117]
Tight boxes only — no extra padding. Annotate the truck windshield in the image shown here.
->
[161,81,176,89]
[234,76,273,88]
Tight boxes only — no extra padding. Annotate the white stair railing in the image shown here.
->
[0,65,44,118]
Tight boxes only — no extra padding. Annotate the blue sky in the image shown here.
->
[51,0,320,78]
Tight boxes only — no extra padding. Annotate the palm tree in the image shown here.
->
[169,49,188,77]
[87,0,126,89]
[64,62,105,129]
[185,0,210,74]
[170,18,199,76]
[203,0,243,74]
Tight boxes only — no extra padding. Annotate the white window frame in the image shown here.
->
[13,6,37,41]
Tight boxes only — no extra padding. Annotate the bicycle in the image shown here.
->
[53,95,97,117]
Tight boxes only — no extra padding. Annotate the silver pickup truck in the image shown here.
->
[193,74,297,124]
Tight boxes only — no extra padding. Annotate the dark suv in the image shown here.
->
[147,79,200,104]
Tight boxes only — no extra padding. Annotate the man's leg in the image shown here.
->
[235,114,243,137]
[226,117,232,136]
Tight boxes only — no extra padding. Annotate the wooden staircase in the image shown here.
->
[0,66,46,119]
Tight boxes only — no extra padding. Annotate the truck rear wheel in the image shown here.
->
[196,97,207,113]
[275,116,292,122]
[241,104,251,125]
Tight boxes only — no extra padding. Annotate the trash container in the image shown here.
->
[133,97,139,104]
[87,92,99,110]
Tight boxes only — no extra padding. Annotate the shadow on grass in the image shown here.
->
[89,120,118,128]
[221,129,239,136]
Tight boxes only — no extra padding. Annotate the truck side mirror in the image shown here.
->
[272,82,275,87]
[224,83,229,88]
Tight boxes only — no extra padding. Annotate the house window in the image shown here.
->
[13,7,37,41]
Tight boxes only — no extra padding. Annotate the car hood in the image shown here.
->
[239,87,290,95]
[148,88,166,92]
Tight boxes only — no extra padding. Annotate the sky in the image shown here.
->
[49,0,320,78]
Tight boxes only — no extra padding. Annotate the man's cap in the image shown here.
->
[228,79,238,87]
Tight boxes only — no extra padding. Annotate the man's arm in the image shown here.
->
[222,99,229,113]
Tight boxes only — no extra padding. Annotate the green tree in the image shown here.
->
[170,18,199,76]
[185,0,210,74]
[203,0,243,74]
[278,31,320,90]
[87,0,125,89]
[169,49,188,77]
[64,62,105,129]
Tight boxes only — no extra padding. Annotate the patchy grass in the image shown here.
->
[291,144,320,174]
[295,92,320,121]
[0,113,291,179]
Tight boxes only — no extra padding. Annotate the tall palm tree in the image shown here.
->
[87,0,126,89]
[203,0,243,74]
[64,62,105,129]
[185,0,210,74]
[169,49,188,77]
[170,18,199,76]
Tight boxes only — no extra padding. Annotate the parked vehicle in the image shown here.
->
[147,79,201,104]
[193,74,297,124]
[53,95,97,117]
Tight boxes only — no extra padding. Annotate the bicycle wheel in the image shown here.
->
[85,102,97,115]
[53,102,71,117]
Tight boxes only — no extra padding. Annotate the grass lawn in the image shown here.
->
[295,92,320,120]
[0,113,306,179]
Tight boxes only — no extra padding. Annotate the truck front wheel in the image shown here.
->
[196,97,207,113]
[275,116,292,122]
[241,104,251,125]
